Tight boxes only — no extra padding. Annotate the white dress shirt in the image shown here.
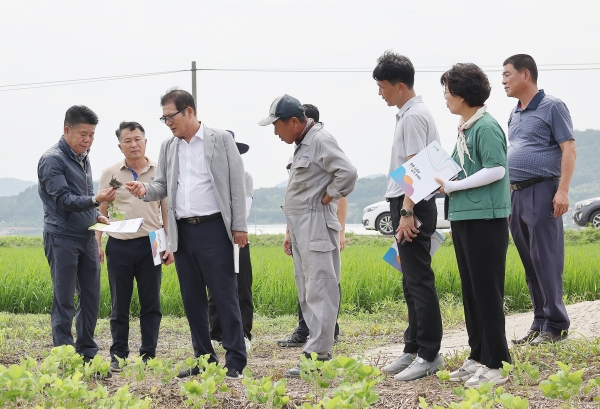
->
[175,123,221,218]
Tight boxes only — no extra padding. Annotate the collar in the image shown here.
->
[515,89,545,113]
[178,122,204,144]
[396,95,422,120]
[59,137,89,162]
[119,157,156,173]
[297,120,322,147]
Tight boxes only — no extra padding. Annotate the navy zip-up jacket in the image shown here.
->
[38,137,100,240]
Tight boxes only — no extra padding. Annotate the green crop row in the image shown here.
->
[1,239,599,317]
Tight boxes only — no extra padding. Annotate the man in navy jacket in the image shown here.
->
[38,105,115,362]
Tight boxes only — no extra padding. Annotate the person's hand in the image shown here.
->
[233,231,248,247]
[552,189,569,218]
[96,187,116,203]
[283,233,292,256]
[97,215,110,224]
[434,177,446,195]
[125,181,147,198]
[162,249,174,265]
[98,246,105,264]
[396,215,419,243]
[321,193,334,205]
[340,230,346,251]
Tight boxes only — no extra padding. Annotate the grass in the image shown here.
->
[1,230,600,318]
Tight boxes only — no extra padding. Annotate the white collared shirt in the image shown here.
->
[175,123,220,218]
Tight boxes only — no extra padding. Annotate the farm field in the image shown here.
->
[1,230,600,407]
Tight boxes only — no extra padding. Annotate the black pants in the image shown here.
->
[209,243,254,341]
[451,218,511,369]
[106,236,162,359]
[295,286,340,338]
[43,232,100,357]
[174,217,246,372]
[389,195,442,362]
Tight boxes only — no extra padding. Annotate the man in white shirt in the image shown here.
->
[126,88,248,380]
[373,51,444,381]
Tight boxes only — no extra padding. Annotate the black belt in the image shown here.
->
[510,176,559,191]
[178,212,222,225]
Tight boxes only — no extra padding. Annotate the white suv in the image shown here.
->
[362,193,450,235]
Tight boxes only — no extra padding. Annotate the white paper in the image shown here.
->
[389,141,461,204]
[88,218,145,233]
[233,244,239,273]
[149,228,168,266]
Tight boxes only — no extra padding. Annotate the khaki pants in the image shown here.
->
[285,204,341,355]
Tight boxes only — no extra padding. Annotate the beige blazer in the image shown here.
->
[142,125,247,252]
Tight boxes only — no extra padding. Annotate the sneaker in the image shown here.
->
[464,365,508,388]
[382,352,416,375]
[176,366,201,379]
[511,330,540,345]
[226,368,244,379]
[110,357,124,373]
[449,359,480,381]
[284,352,332,378]
[394,354,444,381]
[529,330,568,346]
[244,337,252,353]
[277,332,307,348]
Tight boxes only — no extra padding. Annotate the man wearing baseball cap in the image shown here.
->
[259,94,358,377]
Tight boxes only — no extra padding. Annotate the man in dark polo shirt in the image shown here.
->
[502,54,577,346]
[95,121,174,372]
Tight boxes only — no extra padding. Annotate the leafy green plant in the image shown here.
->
[501,360,539,387]
[419,383,529,409]
[539,361,584,404]
[242,369,290,408]
[179,355,229,408]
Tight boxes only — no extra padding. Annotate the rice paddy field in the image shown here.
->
[1,228,599,318]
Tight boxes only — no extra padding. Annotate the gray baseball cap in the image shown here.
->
[258,94,304,126]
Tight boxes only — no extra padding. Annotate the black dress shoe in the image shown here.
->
[177,366,201,379]
[511,330,540,345]
[530,330,568,346]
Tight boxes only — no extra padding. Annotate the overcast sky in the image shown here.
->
[1,0,599,188]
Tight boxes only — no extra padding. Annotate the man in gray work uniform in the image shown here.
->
[259,94,357,377]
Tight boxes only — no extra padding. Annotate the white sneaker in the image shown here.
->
[449,359,480,382]
[382,353,416,375]
[464,365,508,388]
[244,337,252,353]
[394,354,444,381]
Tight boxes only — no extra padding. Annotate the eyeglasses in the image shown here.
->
[159,108,185,124]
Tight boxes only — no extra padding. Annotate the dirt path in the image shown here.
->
[361,300,600,363]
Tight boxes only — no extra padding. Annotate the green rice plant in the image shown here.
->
[1,241,600,317]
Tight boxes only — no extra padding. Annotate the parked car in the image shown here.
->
[362,193,450,235]
[573,197,600,228]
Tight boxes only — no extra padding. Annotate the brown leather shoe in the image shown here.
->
[529,330,568,346]
[511,330,540,345]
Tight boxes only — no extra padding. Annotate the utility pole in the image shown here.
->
[191,61,197,102]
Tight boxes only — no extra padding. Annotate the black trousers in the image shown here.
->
[209,243,254,341]
[174,217,246,372]
[389,195,442,362]
[451,218,511,369]
[43,232,100,358]
[106,236,162,359]
[295,286,340,338]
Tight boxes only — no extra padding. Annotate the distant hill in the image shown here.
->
[0,178,36,197]
[2,129,599,227]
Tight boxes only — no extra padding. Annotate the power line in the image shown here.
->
[2,64,600,92]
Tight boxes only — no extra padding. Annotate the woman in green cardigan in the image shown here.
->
[435,63,511,388]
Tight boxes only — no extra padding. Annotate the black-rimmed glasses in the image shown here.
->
[159,108,185,124]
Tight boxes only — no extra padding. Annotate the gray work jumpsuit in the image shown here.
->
[283,123,357,355]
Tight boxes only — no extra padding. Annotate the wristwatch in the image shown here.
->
[400,208,414,217]
[92,196,101,208]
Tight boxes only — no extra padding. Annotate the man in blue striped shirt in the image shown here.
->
[503,54,576,346]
